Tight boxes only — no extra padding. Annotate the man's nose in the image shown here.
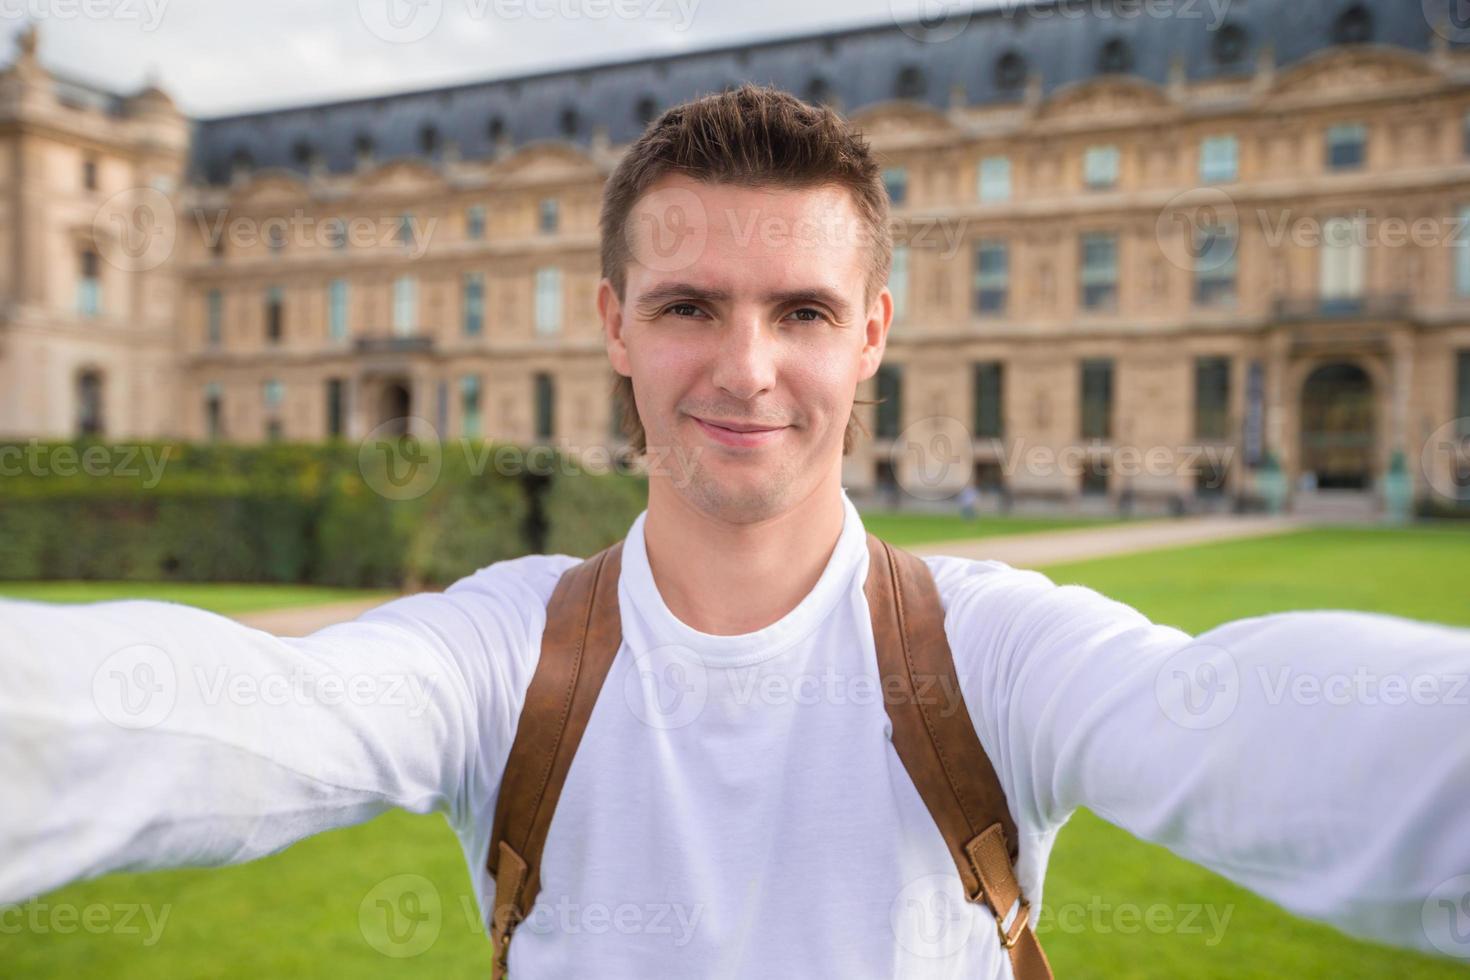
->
[709,313,777,402]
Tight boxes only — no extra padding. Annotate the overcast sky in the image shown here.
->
[3,0,955,117]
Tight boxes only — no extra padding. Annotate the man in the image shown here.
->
[3,84,1469,976]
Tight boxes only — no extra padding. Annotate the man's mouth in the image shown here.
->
[690,415,788,448]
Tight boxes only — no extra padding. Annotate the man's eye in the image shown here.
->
[789,308,827,323]
[665,302,702,318]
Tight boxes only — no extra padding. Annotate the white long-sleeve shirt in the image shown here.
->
[3,489,1468,975]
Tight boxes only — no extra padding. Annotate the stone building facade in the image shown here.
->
[3,1,1469,512]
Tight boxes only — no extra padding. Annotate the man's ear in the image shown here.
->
[856,286,893,383]
[598,278,632,377]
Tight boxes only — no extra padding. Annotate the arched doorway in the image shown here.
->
[377,381,411,435]
[1299,362,1374,490]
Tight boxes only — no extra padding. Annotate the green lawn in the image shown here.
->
[0,581,395,615]
[860,510,1121,546]
[4,525,1468,977]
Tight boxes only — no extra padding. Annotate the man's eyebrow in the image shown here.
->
[635,283,854,319]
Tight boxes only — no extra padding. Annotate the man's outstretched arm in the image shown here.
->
[933,557,1470,960]
[0,555,575,904]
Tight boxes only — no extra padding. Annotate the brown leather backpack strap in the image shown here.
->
[864,533,1053,979]
[486,539,625,980]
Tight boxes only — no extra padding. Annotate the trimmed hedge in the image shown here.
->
[0,439,647,587]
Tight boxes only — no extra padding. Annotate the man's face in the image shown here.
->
[598,173,891,525]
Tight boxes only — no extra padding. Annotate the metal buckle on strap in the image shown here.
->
[997,899,1031,949]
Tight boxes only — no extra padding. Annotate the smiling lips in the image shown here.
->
[691,415,788,448]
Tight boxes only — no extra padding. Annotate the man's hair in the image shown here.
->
[599,82,890,456]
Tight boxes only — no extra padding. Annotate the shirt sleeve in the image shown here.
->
[929,555,1470,959]
[0,554,578,905]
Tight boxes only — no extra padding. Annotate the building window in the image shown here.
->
[76,370,104,436]
[977,156,1011,203]
[534,267,562,335]
[972,362,1003,438]
[461,375,482,438]
[973,240,1008,315]
[1098,37,1132,74]
[1325,123,1366,171]
[894,64,926,100]
[206,288,223,347]
[1458,205,1470,297]
[397,213,415,248]
[328,279,349,342]
[393,276,417,335]
[463,273,485,336]
[1332,4,1373,44]
[995,50,1026,91]
[326,378,345,439]
[533,372,555,440]
[355,134,375,167]
[325,218,347,251]
[267,223,286,255]
[205,381,223,440]
[77,251,101,317]
[875,364,903,439]
[265,420,283,442]
[1193,224,1238,307]
[1080,456,1110,496]
[1320,215,1366,308]
[1458,350,1470,437]
[419,124,439,156]
[1079,232,1118,310]
[538,198,559,234]
[265,285,284,343]
[466,204,486,240]
[1080,358,1114,440]
[82,155,98,191]
[1194,356,1231,441]
[883,167,908,207]
[889,245,910,321]
[1199,135,1238,183]
[262,380,284,428]
[1212,23,1249,66]
[1083,145,1120,189]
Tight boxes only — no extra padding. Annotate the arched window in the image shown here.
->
[419,124,440,156]
[560,106,580,138]
[894,64,926,100]
[806,76,832,106]
[1212,23,1249,66]
[1332,4,1373,44]
[292,140,315,168]
[354,133,375,161]
[995,50,1027,91]
[487,116,505,143]
[1098,37,1133,74]
[229,148,254,179]
[635,96,658,125]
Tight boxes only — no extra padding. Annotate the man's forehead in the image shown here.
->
[625,175,870,300]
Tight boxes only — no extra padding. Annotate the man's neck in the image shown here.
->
[642,475,848,637]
